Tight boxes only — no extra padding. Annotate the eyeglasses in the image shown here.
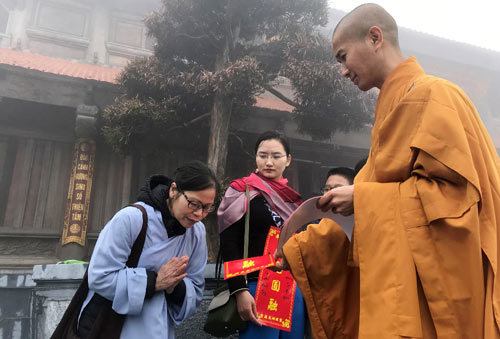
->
[320,185,343,194]
[180,191,215,213]
[257,153,287,161]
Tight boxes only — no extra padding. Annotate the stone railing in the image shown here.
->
[31,263,87,339]
[30,263,235,338]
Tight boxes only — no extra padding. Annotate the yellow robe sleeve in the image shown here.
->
[283,219,359,339]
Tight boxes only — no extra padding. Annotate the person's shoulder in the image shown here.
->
[109,204,147,229]
[185,221,207,243]
[412,75,467,102]
[118,203,147,217]
[220,184,245,204]
[223,184,240,195]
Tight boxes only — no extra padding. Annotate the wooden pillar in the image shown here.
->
[60,105,97,260]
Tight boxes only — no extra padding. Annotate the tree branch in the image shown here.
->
[166,112,211,132]
[263,84,299,108]
[174,31,222,49]
[229,132,253,158]
[176,32,210,41]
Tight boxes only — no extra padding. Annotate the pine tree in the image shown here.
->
[101,0,373,176]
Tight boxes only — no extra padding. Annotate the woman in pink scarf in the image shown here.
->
[218,131,305,339]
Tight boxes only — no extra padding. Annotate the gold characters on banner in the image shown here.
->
[62,139,95,246]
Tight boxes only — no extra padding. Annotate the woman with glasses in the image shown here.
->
[218,131,306,339]
[77,161,219,338]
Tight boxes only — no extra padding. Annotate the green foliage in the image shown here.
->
[102,96,179,154]
[145,0,328,70]
[101,0,374,153]
[212,56,266,105]
[281,33,375,140]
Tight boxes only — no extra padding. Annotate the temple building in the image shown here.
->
[0,1,499,337]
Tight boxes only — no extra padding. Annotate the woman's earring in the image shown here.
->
[255,168,259,173]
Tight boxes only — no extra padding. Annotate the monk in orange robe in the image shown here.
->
[278,3,500,338]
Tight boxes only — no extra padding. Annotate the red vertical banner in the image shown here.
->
[255,227,296,331]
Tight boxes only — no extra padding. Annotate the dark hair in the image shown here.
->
[354,157,368,175]
[174,160,220,195]
[326,167,355,185]
[254,131,291,156]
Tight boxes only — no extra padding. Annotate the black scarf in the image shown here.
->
[137,175,186,238]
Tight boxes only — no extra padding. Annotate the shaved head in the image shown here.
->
[333,3,400,49]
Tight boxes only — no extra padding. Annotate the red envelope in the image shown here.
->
[255,267,296,331]
[224,255,275,280]
[255,226,296,331]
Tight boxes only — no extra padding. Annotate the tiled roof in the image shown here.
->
[0,48,121,83]
[254,96,294,112]
[0,48,295,112]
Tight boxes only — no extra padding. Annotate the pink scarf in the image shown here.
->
[217,173,302,233]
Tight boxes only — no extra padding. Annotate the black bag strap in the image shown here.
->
[215,247,223,283]
[126,204,148,268]
[51,204,149,339]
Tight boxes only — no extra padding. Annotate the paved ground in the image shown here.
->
[174,294,238,339]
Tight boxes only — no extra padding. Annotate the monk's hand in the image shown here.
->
[155,255,189,293]
[235,290,262,326]
[317,185,354,216]
[272,249,290,271]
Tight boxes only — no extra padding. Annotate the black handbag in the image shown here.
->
[51,204,148,339]
[203,186,251,337]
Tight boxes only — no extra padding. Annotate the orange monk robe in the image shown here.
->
[283,57,500,338]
